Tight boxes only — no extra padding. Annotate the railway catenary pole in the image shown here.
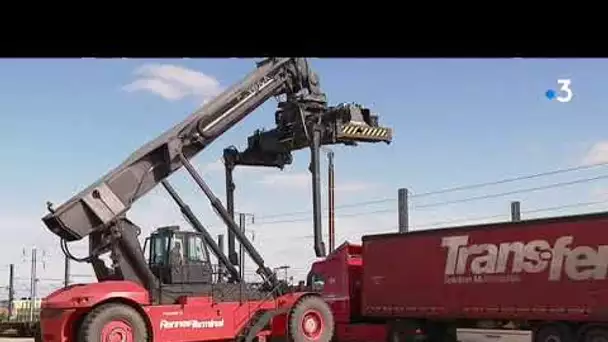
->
[237,213,255,280]
[237,212,254,303]
[398,188,409,233]
[328,150,335,253]
[8,264,14,318]
[511,201,521,222]
[239,214,245,282]
[29,247,37,322]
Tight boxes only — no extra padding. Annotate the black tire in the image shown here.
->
[534,324,575,342]
[77,303,148,342]
[425,322,457,342]
[387,320,423,342]
[583,327,608,342]
[387,322,406,342]
[288,296,335,342]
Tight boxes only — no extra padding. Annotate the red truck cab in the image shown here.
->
[308,242,387,342]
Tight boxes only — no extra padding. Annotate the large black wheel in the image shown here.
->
[387,320,422,342]
[583,327,608,342]
[424,321,457,342]
[534,324,574,342]
[288,296,335,342]
[78,303,148,342]
[387,321,406,342]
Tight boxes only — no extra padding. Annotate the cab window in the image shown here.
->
[169,235,185,266]
[187,235,208,263]
[151,234,169,265]
[309,273,325,291]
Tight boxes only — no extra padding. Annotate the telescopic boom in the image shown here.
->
[42,58,392,291]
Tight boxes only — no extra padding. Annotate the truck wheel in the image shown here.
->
[387,324,406,342]
[425,322,457,342]
[288,296,334,342]
[583,327,608,342]
[534,324,574,342]
[387,320,421,342]
[78,303,148,342]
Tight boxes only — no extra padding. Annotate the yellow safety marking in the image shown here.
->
[341,125,389,138]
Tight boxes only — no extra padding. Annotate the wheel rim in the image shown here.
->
[101,320,134,342]
[301,309,324,340]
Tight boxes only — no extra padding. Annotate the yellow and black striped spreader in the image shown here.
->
[337,123,392,143]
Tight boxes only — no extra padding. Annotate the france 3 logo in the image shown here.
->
[545,79,573,103]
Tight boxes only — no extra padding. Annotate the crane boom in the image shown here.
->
[43,58,324,242]
[40,58,392,297]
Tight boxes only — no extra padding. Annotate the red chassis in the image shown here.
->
[39,281,329,342]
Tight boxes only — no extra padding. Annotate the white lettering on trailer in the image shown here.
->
[441,235,608,284]
[160,318,225,330]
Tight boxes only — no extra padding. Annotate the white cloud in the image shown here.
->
[582,141,608,165]
[122,64,223,102]
[123,78,186,101]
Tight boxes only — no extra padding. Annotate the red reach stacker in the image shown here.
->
[308,211,608,342]
[37,58,392,342]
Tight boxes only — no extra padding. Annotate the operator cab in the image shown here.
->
[147,226,213,285]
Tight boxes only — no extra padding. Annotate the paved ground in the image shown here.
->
[0,338,33,341]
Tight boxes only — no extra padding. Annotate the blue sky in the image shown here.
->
[1,58,607,295]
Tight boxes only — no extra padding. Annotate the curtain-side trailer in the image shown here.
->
[308,211,608,342]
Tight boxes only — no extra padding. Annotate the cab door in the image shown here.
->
[183,233,213,283]
[168,233,187,283]
[149,232,170,283]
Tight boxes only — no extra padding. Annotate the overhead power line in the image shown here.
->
[257,198,394,220]
[254,173,608,225]
[411,160,608,198]
[256,208,394,225]
[417,199,608,228]
[415,173,608,209]
[255,160,608,220]
[261,199,608,240]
